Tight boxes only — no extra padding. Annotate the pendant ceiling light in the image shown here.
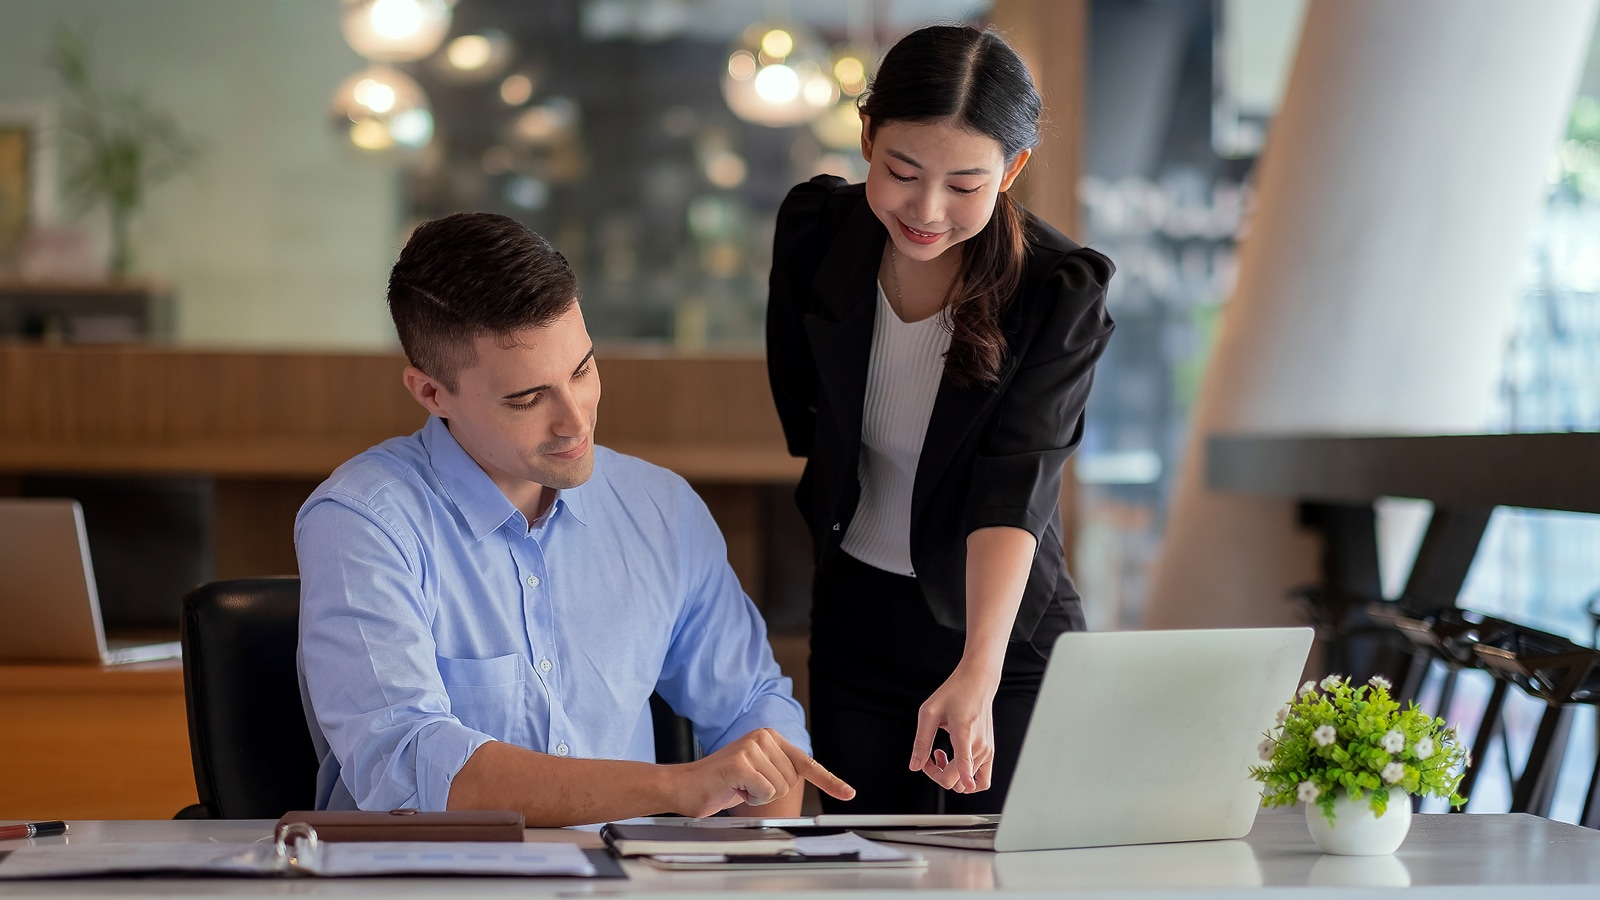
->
[341,0,453,63]
[331,65,434,152]
[722,21,837,128]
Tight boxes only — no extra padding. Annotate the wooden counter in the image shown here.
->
[0,660,195,820]
[0,345,798,482]
[0,344,800,590]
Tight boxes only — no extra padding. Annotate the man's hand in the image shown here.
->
[909,661,1000,793]
[672,728,854,817]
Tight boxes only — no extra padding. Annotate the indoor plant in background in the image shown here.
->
[1251,674,1468,856]
[48,24,203,279]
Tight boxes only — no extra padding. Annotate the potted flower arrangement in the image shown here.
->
[1251,674,1468,856]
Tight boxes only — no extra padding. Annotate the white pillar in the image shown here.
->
[1143,0,1599,629]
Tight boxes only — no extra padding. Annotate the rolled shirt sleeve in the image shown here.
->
[297,496,495,811]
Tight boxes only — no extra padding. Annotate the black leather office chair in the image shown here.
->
[177,577,318,819]
[176,576,699,819]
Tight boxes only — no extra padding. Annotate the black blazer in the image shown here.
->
[766,175,1115,642]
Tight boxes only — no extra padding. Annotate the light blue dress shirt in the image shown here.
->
[295,415,808,812]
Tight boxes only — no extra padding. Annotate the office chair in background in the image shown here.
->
[175,577,700,819]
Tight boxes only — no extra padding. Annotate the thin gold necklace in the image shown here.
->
[889,243,904,315]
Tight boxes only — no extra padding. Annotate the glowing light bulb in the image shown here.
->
[341,0,451,63]
[761,29,794,59]
[369,0,424,39]
[353,79,397,114]
[447,35,492,71]
[834,56,865,89]
[754,65,799,104]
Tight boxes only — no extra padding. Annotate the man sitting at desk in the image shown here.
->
[296,212,852,825]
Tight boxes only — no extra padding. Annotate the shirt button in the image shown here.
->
[556,743,570,757]
[539,658,552,673]
[831,523,840,531]
[526,574,540,588]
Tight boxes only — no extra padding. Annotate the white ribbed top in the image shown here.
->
[841,281,952,576]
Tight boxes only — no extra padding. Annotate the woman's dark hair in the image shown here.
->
[858,25,1040,387]
[388,212,578,391]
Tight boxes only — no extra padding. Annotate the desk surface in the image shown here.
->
[2,812,1597,897]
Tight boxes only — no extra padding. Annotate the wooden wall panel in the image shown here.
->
[0,346,795,482]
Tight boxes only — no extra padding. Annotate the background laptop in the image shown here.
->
[0,498,182,664]
[861,626,1313,852]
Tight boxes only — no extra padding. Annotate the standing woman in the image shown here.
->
[766,24,1115,813]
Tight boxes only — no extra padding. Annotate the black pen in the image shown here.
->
[0,821,68,840]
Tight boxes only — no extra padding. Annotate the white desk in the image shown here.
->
[2,812,1597,897]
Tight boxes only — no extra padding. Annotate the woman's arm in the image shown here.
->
[909,525,1035,792]
[912,247,1116,792]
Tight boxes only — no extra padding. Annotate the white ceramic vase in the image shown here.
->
[1304,791,1412,856]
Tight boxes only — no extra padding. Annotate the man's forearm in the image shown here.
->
[445,737,816,825]
[446,740,680,826]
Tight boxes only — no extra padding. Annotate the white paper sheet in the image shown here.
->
[307,841,596,876]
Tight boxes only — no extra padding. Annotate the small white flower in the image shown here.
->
[1368,675,1392,691]
[1258,738,1276,761]
[1381,730,1406,753]
[1320,674,1344,691]
[1414,737,1435,760]
[1297,781,1320,803]
[1313,724,1338,747]
[1299,680,1317,698]
[1382,761,1406,784]
[1275,705,1290,727]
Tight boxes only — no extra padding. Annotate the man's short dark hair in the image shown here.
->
[388,212,579,391]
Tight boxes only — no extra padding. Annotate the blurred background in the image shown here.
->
[1,0,1598,824]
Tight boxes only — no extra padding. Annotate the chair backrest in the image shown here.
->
[650,692,700,764]
[181,577,318,818]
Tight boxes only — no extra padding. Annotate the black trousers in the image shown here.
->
[808,551,1080,814]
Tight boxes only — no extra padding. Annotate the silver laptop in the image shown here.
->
[0,498,182,665]
[861,627,1313,852]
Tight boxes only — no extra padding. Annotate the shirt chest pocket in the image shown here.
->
[437,653,533,748]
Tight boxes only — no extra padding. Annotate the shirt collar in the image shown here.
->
[556,474,590,527]
[421,415,590,540]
